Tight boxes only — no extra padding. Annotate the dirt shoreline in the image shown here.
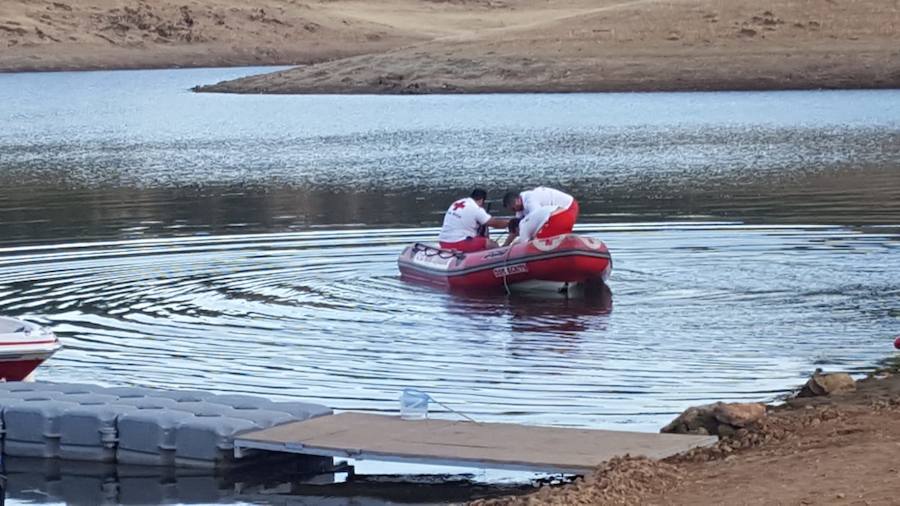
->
[182,0,900,95]
[471,361,900,505]
[3,0,898,93]
[0,0,428,74]
[193,52,900,94]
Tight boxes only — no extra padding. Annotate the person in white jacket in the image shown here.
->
[502,206,555,246]
[438,189,509,252]
[502,186,579,244]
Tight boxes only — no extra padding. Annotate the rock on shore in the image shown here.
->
[471,368,900,505]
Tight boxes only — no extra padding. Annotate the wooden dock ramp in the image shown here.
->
[234,413,717,474]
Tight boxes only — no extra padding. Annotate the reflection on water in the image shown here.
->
[4,457,251,505]
[0,69,900,246]
[446,284,613,337]
[1,456,516,505]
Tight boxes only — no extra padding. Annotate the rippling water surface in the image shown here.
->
[1,222,897,431]
[1,68,899,502]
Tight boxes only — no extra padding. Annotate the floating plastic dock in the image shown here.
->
[0,383,717,476]
[0,382,332,468]
[235,412,718,474]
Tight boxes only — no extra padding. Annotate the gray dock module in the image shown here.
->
[0,381,333,468]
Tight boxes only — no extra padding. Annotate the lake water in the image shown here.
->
[0,67,899,504]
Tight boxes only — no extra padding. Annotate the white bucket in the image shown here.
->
[399,388,429,420]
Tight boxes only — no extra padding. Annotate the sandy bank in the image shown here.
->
[3,1,897,92]
[0,0,442,72]
[194,0,900,94]
[471,363,900,505]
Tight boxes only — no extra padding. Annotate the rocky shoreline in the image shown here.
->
[471,365,900,505]
[193,48,900,95]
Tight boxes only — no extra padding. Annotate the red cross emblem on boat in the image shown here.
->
[532,235,567,251]
[452,201,466,210]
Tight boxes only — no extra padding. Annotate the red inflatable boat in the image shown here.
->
[398,234,612,292]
